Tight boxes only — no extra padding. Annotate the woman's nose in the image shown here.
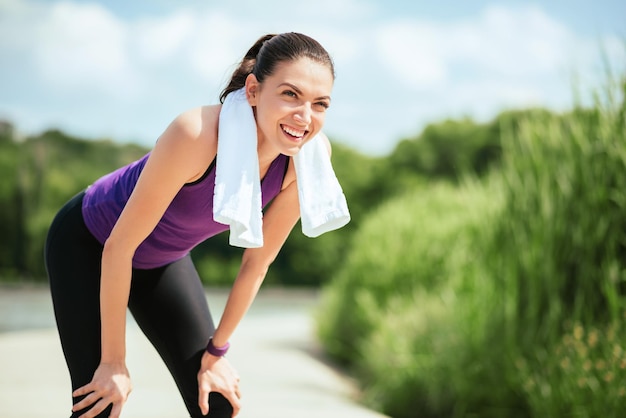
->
[294,104,312,124]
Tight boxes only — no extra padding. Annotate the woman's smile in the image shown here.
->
[281,124,308,142]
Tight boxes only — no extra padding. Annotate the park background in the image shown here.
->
[1,0,625,417]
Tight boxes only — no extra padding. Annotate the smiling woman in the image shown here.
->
[44,32,349,418]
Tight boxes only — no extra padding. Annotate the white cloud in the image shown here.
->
[221,0,377,20]
[33,2,140,98]
[375,21,448,89]
[0,0,46,50]
[133,10,195,62]
[469,5,573,76]
[375,5,576,91]
[186,12,251,83]
[359,3,614,153]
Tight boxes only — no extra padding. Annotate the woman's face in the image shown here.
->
[246,57,334,156]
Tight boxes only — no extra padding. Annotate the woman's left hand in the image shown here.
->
[197,352,241,416]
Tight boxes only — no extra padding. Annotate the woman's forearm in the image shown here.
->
[211,261,267,347]
[99,242,133,363]
[211,186,301,348]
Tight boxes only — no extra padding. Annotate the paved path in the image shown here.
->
[0,286,387,418]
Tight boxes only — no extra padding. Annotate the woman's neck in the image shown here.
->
[257,136,280,180]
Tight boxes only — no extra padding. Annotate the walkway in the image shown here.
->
[0,286,388,418]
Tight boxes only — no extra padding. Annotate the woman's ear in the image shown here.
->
[245,73,259,106]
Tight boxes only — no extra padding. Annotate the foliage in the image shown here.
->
[488,71,626,416]
[489,74,626,347]
[316,178,529,417]
[316,181,497,364]
[516,319,626,417]
[389,115,498,182]
[0,131,22,274]
[317,68,626,417]
[0,127,148,278]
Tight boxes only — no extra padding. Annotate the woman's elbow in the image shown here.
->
[240,252,273,282]
[102,235,136,264]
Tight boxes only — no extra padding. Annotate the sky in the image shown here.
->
[1,0,625,155]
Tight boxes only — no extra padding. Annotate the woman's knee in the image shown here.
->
[70,402,112,418]
[188,392,233,418]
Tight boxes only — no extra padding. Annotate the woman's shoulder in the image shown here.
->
[172,104,221,140]
[149,105,221,178]
[159,104,221,156]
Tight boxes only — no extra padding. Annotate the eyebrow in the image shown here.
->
[278,82,332,102]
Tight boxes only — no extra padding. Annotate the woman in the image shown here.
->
[45,32,341,418]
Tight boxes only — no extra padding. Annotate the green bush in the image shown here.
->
[358,282,528,418]
[0,129,148,278]
[515,318,626,417]
[317,182,485,362]
[316,180,506,408]
[486,71,626,417]
[317,68,626,417]
[194,252,242,286]
[490,73,626,347]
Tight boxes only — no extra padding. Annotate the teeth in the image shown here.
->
[283,125,305,138]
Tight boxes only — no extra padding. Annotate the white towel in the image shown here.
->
[293,135,351,238]
[213,88,263,247]
[213,88,350,248]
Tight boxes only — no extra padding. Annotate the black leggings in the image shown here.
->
[44,192,232,418]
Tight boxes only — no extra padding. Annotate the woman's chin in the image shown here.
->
[281,146,302,157]
[277,138,305,156]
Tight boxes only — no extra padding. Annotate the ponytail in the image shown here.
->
[219,34,275,103]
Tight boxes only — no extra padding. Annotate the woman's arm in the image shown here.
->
[197,169,302,416]
[210,134,332,348]
[100,108,216,360]
[72,106,218,418]
[212,133,332,347]
[215,181,301,346]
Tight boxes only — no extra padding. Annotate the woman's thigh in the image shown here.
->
[45,192,112,417]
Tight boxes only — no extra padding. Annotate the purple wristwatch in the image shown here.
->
[206,338,230,357]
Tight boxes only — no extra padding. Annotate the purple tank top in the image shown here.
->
[82,152,289,269]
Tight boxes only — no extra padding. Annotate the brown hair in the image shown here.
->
[220,32,335,103]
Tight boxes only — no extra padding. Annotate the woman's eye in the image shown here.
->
[316,102,330,110]
[283,90,297,98]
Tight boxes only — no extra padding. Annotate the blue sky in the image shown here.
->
[1,0,624,155]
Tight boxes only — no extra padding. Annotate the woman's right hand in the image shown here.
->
[71,362,132,418]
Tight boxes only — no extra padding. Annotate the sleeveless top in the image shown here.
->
[82,152,289,269]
